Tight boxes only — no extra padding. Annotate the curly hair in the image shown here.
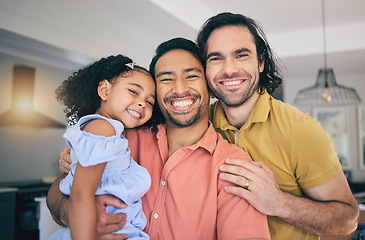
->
[55,54,163,132]
[196,12,283,95]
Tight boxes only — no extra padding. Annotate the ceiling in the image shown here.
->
[0,0,364,83]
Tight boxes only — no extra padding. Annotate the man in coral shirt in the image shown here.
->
[47,38,270,239]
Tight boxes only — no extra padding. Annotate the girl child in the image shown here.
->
[50,55,159,240]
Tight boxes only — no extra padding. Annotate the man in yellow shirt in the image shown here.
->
[197,12,359,239]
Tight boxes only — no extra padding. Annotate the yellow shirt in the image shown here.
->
[209,92,341,240]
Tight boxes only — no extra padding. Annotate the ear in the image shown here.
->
[98,79,111,100]
[259,54,265,73]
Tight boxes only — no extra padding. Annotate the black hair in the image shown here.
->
[149,37,205,78]
[196,12,283,94]
[55,54,162,132]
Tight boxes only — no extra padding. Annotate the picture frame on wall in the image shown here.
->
[312,107,351,170]
[358,105,365,170]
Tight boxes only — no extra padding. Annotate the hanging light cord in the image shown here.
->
[321,0,328,87]
[294,0,361,106]
[322,0,327,70]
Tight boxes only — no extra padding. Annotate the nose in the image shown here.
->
[138,102,146,109]
[172,78,189,94]
[222,58,239,76]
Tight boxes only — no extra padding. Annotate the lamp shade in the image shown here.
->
[294,68,361,107]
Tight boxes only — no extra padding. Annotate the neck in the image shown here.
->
[165,116,209,158]
[221,91,260,129]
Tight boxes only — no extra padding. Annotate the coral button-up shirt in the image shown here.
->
[125,123,269,240]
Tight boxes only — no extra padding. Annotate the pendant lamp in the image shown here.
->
[294,0,361,107]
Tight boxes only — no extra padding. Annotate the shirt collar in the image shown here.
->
[212,91,271,131]
[156,122,217,155]
[211,101,233,131]
[248,91,271,124]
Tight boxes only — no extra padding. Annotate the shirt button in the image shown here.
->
[236,133,240,138]
[161,181,166,186]
[154,214,159,218]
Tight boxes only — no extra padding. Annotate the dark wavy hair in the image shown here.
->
[148,37,205,125]
[55,54,162,131]
[196,12,283,94]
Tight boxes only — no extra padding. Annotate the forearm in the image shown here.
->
[277,192,359,236]
[46,174,70,227]
[69,195,97,240]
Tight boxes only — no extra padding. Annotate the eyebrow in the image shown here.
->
[156,71,172,78]
[236,48,252,54]
[206,47,252,59]
[184,67,202,73]
[156,67,202,78]
[128,83,155,99]
[206,52,220,60]
[128,82,143,89]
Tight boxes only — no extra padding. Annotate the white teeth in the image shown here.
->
[127,109,141,118]
[223,80,241,86]
[171,99,193,108]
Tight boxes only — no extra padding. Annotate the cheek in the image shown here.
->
[205,76,215,88]
[146,109,153,119]
[206,65,219,82]
[156,86,169,102]
[156,96,164,109]
[198,81,208,91]
[156,85,163,96]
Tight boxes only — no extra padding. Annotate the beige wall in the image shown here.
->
[0,51,69,182]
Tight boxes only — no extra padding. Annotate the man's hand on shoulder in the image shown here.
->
[219,158,285,216]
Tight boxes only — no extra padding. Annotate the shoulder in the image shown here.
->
[269,98,317,129]
[125,125,158,141]
[83,118,116,137]
[214,133,252,162]
[270,97,305,119]
[268,99,326,144]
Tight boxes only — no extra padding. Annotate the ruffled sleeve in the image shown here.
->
[64,114,130,167]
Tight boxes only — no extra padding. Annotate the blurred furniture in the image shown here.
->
[35,196,61,240]
[0,180,51,240]
[0,188,17,240]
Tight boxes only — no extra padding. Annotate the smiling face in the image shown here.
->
[205,25,264,108]
[97,69,156,129]
[154,49,209,128]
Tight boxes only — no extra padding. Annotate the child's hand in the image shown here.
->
[59,146,72,173]
[95,195,128,239]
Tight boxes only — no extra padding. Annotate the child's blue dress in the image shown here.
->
[50,114,151,239]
